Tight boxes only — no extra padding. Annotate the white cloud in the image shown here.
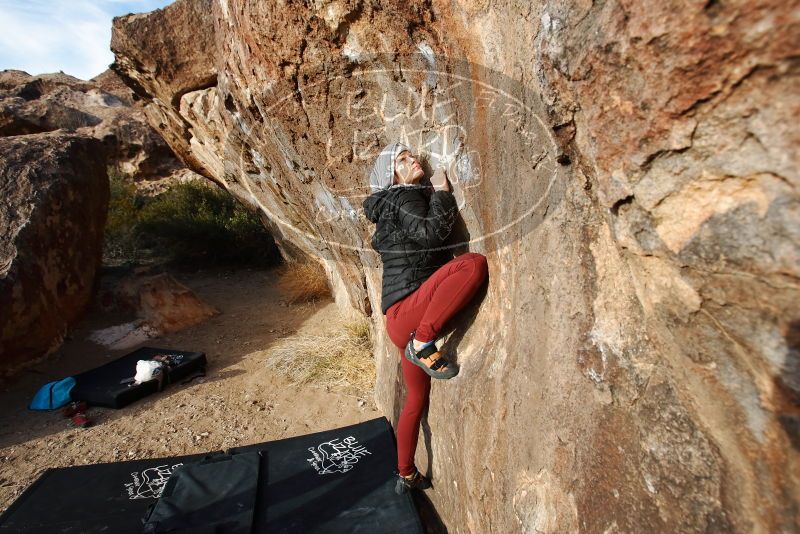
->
[0,0,173,80]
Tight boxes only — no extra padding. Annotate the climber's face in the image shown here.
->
[394,150,424,185]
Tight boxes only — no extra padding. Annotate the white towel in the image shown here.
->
[134,360,164,384]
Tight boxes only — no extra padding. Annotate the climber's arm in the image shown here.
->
[396,189,458,250]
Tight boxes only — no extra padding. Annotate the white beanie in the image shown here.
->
[368,142,411,191]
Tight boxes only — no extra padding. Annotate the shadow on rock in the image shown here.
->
[411,489,449,534]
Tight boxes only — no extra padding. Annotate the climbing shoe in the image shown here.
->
[394,469,432,494]
[405,330,458,379]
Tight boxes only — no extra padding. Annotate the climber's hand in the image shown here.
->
[430,167,450,192]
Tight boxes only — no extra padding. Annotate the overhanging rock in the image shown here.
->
[111,1,799,531]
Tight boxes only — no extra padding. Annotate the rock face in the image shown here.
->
[0,69,196,191]
[111,0,799,531]
[0,133,109,371]
[116,272,220,333]
[89,271,220,351]
[0,69,198,371]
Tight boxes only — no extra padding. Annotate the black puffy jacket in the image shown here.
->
[362,184,458,315]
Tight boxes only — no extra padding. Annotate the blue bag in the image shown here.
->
[29,377,76,410]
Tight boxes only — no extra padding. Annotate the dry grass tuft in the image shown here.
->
[276,261,331,303]
[264,318,375,397]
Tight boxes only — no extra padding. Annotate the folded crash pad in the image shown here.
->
[230,416,423,534]
[0,418,423,534]
[0,452,221,534]
[70,346,206,409]
[142,452,263,534]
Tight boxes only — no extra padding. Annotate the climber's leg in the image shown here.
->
[384,252,488,475]
[386,298,431,477]
[403,252,489,344]
[395,352,431,477]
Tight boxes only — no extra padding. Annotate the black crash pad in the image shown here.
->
[0,452,221,534]
[230,416,423,534]
[142,452,263,534]
[70,346,206,409]
[0,418,423,534]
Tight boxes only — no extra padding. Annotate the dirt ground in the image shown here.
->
[0,266,380,511]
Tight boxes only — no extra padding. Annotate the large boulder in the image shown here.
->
[0,68,201,372]
[0,69,196,190]
[0,133,110,371]
[111,0,799,531]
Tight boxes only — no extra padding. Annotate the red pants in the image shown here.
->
[385,252,489,476]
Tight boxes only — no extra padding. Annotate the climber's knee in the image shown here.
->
[471,253,488,280]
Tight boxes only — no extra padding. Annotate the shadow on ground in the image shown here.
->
[0,265,316,450]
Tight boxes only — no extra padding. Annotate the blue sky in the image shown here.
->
[0,0,174,80]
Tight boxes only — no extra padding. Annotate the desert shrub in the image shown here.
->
[276,261,331,303]
[264,318,375,397]
[103,168,144,263]
[103,172,279,267]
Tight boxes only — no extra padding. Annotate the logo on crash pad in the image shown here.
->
[306,436,372,475]
[125,463,183,499]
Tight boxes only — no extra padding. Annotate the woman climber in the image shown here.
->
[362,142,489,494]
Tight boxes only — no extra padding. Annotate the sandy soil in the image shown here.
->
[0,266,380,511]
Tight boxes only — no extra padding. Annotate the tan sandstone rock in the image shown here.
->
[117,272,220,333]
[0,69,200,191]
[0,133,109,371]
[111,0,799,531]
